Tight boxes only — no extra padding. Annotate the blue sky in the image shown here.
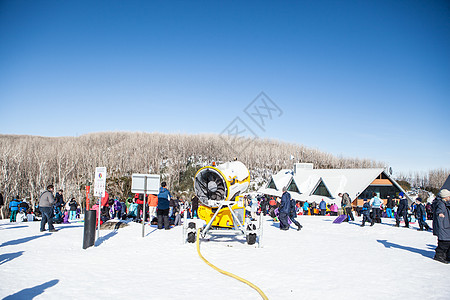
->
[0,0,449,174]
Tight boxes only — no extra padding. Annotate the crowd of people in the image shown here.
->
[1,185,450,264]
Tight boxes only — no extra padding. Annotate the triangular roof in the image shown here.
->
[310,178,332,198]
[258,166,411,206]
[442,175,450,190]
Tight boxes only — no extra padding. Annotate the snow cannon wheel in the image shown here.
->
[246,233,256,245]
[187,232,196,243]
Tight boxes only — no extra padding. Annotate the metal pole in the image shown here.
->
[141,177,147,238]
[96,192,102,242]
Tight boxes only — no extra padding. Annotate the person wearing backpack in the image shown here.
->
[339,192,354,222]
[157,182,172,230]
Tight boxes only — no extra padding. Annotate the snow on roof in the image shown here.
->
[258,167,409,206]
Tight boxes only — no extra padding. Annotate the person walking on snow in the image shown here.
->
[432,189,450,264]
[289,198,303,231]
[360,199,373,227]
[279,186,291,230]
[414,198,430,231]
[319,199,327,216]
[339,192,354,222]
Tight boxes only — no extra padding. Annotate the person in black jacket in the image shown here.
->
[289,198,302,231]
[395,195,409,228]
[360,199,373,227]
[68,198,78,220]
[414,198,430,231]
[432,189,450,263]
[386,196,394,218]
[191,195,199,219]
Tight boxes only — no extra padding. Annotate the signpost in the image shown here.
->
[131,174,160,237]
[94,167,107,242]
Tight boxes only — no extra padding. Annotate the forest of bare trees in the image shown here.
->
[0,131,389,217]
[395,169,450,194]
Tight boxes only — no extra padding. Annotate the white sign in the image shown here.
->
[94,167,107,197]
[131,174,160,194]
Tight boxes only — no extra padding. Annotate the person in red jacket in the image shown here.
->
[148,194,158,221]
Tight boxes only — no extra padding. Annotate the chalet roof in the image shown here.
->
[258,167,410,206]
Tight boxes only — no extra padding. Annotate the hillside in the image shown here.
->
[0,132,383,210]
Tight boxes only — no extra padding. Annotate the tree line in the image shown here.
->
[0,132,384,217]
[395,169,450,195]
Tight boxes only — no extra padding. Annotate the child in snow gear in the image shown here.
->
[414,198,430,231]
[360,199,373,227]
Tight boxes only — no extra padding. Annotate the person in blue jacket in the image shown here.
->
[157,182,172,230]
[360,199,373,227]
[319,199,327,215]
[9,197,21,222]
[279,186,291,230]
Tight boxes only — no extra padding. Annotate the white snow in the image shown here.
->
[1,216,449,300]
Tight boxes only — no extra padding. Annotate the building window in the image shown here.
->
[312,180,332,197]
[267,178,277,190]
[287,179,300,193]
[358,185,402,199]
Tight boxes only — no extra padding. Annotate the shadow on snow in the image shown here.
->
[0,251,24,266]
[377,239,435,258]
[3,279,59,300]
[1,233,51,247]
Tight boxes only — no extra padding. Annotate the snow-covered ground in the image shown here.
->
[1,215,449,300]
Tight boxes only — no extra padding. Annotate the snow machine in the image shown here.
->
[183,161,263,246]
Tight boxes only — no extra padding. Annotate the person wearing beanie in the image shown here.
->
[432,189,450,263]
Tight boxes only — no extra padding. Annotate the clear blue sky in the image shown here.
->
[1,0,449,174]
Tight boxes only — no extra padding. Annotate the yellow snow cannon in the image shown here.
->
[183,161,261,246]
[194,161,250,208]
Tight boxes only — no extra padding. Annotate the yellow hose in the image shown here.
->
[196,229,269,300]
